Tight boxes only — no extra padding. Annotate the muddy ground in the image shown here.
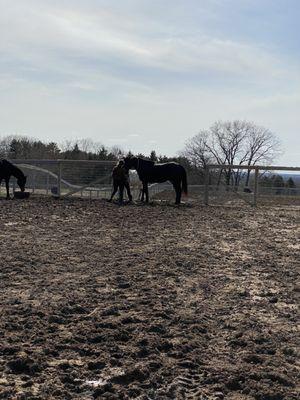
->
[0,197,299,400]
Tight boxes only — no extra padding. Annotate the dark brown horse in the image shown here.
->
[0,160,26,199]
[123,156,187,204]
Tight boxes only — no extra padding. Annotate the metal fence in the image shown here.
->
[4,159,115,199]
[3,159,164,201]
[202,164,300,207]
[147,182,299,206]
[2,160,300,206]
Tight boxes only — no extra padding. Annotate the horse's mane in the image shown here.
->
[137,157,155,168]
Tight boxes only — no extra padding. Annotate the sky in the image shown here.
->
[0,0,299,165]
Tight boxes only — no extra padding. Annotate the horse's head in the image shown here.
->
[123,156,138,170]
[17,175,27,192]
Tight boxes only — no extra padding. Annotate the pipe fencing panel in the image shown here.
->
[8,160,115,199]
[203,165,300,207]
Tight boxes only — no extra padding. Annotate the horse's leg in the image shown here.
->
[176,186,182,204]
[143,182,149,203]
[173,181,181,204]
[125,182,132,201]
[5,178,10,199]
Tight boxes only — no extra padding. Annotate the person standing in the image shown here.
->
[108,160,132,203]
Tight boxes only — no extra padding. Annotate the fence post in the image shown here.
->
[204,166,209,205]
[253,167,259,206]
[57,161,62,198]
[46,173,49,195]
[32,172,36,193]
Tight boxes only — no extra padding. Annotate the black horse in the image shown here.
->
[123,156,187,204]
[0,160,26,199]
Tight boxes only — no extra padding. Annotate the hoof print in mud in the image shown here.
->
[110,367,149,384]
[157,340,174,352]
[87,360,106,371]
[225,375,245,391]
[7,357,41,375]
[117,282,131,289]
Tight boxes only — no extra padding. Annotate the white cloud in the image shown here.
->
[0,0,299,165]
[1,0,297,88]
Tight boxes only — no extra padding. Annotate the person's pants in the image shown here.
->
[110,181,132,202]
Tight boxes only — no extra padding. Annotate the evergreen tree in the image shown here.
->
[286,177,296,188]
[272,174,284,187]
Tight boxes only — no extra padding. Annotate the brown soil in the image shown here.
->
[0,197,299,400]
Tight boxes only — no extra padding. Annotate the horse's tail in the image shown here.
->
[181,167,188,195]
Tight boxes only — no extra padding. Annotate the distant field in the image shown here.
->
[0,197,299,399]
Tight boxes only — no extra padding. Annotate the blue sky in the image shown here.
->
[0,0,299,165]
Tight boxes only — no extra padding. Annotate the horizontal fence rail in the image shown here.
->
[207,164,300,171]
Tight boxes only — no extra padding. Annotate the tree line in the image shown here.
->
[0,135,200,183]
[0,136,121,161]
[0,120,297,188]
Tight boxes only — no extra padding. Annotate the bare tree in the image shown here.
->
[77,138,108,156]
[183,121,248,185]
[109,145,124,158]
[183,120,281,187]
[209,121,249,185]
[60,139,76,153]
[243,124,281,186]
[183,131,213,169]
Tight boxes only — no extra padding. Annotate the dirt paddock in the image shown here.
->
[0,197,299,399]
